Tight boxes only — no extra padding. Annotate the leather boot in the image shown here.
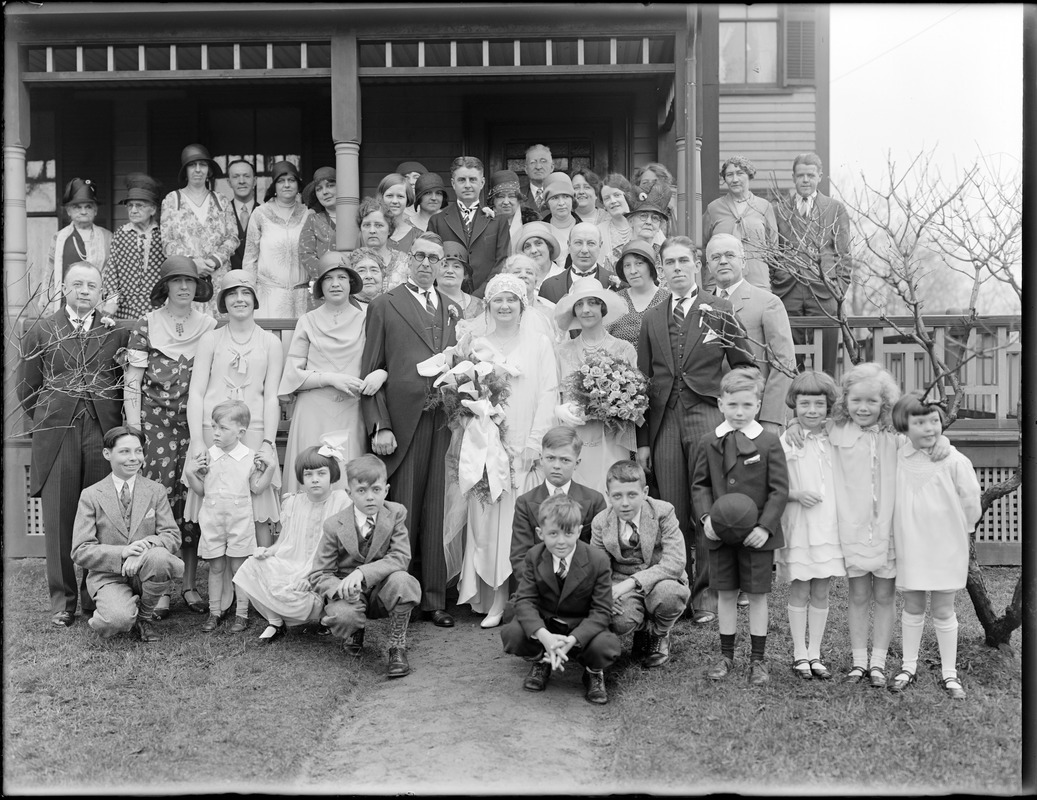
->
[642,632,671,668]
[582,668,608,705]
[387,646,411,678]
[344,628,365,656]
[133,615,160,643]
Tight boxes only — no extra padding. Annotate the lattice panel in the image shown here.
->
[24,465,44,537]
[974,466,1020,543]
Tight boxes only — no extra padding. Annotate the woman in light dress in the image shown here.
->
[554,277,638,496]
[596,173,635,274]
[243,160,310,318]
[456,273,558,628]
[379,173,420,255]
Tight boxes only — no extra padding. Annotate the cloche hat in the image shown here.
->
[216,269,259,314]
[615,240,659,283]
[553,276,628,331]
[488,169,524,200]
[515,221,561,262]
[62,178,100,206]
[150,256,213,307]
[313,251,363,300]
[542,172,575,202]
[119,173,161,206]
[178,143,223,183]
[413,172,447,208]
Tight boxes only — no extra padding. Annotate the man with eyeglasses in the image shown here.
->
[522,144,553,214]
[360,232,462,628]
[428,156,510,297]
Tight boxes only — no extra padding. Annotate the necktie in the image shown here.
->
[719,288,729,300]
[555,557,568,581]
[627,521,640,548]
[361,517,374,540]
[239,204,250,231]
[120,482,132,524]
[798,197,810,217]
[722,431,740,476]
[534,188,544,208]
[422,290,436,315]
[460,205,475,234]
[673,297,686,327]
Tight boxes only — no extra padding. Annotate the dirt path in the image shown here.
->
[299,607,618,793]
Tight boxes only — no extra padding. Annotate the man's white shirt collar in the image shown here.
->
[209,441,251,461]
[353,507,377,534]
[111,474,137,495]
[718,278,744,298]
[552,549,576,574]
[546,480,572,496]
[715,419,764,440]
[65,306,94,330]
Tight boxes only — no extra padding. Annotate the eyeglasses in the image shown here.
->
[126,202,153,211]
[410,251,442,265]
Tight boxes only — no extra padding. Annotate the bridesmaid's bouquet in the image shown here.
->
[563,352,649,436]
[417,337,518,504]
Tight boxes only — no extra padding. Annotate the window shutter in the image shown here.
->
[784,5,816,85]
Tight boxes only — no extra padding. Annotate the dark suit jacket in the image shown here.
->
[520,178,548,216]
[690,426,789,550]
[71,475,182,595]
[228,199,254,271]
[308,500,411,596]
[537,266,611,305]
[771,191,852,302]
[17,311,131,495]
[510,482,607,576]
[359,286,459,478]
[512,540,614,649]
[635,293,754,449]
[428,204,511,297]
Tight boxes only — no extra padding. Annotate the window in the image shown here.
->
[504,140,593,177]
[719,4,815,87]
[205,106,303,200]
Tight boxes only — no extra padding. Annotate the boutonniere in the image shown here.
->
[481,207,495,220]
[447,304,461,322]
[697,303,714,327]
[607,274,623,291]
[100,315,116,328]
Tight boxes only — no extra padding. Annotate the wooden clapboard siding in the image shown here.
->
[717,87,817,193]
[110,92,151,229]
[632,86,656,169]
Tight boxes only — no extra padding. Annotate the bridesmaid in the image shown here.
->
[123,256,217,616]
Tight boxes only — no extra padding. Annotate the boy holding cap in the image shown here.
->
[691,368,788,685]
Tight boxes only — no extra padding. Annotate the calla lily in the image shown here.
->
[416,352,448,377]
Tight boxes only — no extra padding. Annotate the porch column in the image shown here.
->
[4,41,30,317]
[678,6,699,248]
[675,136,687,235]
[331,33,361,250]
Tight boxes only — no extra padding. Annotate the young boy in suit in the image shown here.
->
[691,368,789,685]
[590,460,690,669]
[309,455,422,679]
[70,426,184,643]
[509,426,606,579]
[500,493,621,705]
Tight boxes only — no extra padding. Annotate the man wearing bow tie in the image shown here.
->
[538,223,611,304]
[428,156,511,297]
[18,262,132,627]
[771,153,852,373]
[634,237,754,624]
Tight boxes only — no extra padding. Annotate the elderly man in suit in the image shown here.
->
[18,262,132,627]
[771,153,852,374]
[706,233,795,435]
[521,144,554,215]
[428,156,510,297]
[70,426,183,642]
[538,222,611,304]
[635,236,755,624]
[360,232,460,628]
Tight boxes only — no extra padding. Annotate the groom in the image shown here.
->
[360,232,461,627]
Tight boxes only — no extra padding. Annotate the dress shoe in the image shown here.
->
[316,623,331,637]
[258,624,286,642]
[642,633,671,669]
[631,629,649,656]
[152,595,171,620]
[201,613,221,633]
[888,669,916,693]
[868,666,887,689]
[422,610,455,628]
[582,669,608,705]
[939,676,967,700]
[386,646,411,678]
[523,661,552,692]
[51,611,74,628]
[692,610,717,625]
[344,628,365,656]
[181,589,207,614]
[707,656,734,681]
[480,612,503,629]
[748,661,770,686]
[133,617,160,643]
[229,615,250,633]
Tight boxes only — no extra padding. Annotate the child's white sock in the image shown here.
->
[207,567,223,616]
[899,611,925,674]
[787,604,808,661]
[869,648,888,671]
[235,588,249,619]
[807,605,829,661]
[851,648,868,668]
[933,614,959,681]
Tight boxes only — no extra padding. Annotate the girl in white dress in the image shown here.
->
[774,371,846,681]
[234,445,352,640]
[887,393,981,699]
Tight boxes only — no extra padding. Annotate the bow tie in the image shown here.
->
[571,269,597,279]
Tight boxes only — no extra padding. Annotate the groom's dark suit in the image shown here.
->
[428,203,510,297]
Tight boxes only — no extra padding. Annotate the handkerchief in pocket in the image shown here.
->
[144,508,156,519]
[703,328,720,344]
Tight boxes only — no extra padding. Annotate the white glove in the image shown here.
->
[554,402,585,427]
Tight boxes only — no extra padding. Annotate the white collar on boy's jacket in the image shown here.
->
[714,419,764,440]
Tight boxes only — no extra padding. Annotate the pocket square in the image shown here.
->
[743,454,761,465]
[702,328,720,344]
[144,509,156,519]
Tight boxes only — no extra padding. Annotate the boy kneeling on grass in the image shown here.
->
[590,460,690,669]
[500,493,621,705]
[692,368,789,685]
[71,426,184,643]
[308,455,420,679]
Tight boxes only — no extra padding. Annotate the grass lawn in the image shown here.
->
[606,568,1024,795]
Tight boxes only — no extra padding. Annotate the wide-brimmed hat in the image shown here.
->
[150,256,213,307]
[615,240,659,283]
[62,178,99,206]
[553,276,628,331]
[413,172,447,208]
[178,144,223,183]
[626,181,671,219]
[488,169,524,200]
[119,173,161,206]
[313,251,363,300]
[515,221,561,262]
[542,172,575,202]
[396,161,428,177]
[709,493,759,546]
[217,269,259,314]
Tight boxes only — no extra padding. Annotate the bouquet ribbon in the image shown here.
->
[458,397,510,501]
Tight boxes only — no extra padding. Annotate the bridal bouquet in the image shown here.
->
[563,351,648,435]
[417,337,518,504]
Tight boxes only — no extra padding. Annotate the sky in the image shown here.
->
[828,4,1024,197]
